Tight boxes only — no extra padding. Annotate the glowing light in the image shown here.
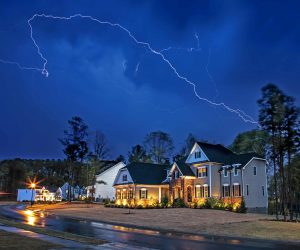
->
[2,13,258,124]
[24,210,36,226]
[26,176,43,189]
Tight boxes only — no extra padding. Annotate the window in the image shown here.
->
[121,189,127,199]
[203,185,209,198]
[128,188,133,199]
[198,167,208,178]
[262,186,265,196]
[122,174,127,182]
[223,185,230,197]
[174,170,179,179]
[116,190,121,199]
[224,168,228,177]
[246,185,249,196]
[195,185,201,198]
[253,166,257,176]
[233,184,241,197]
[140,189,147,199]
[194,151,201,159]
[234,167,238,176]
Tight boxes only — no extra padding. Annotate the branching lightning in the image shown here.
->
[1,13,258,124]
[0,59,43,72]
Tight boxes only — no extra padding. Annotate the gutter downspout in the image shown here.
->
[209,163,212,197]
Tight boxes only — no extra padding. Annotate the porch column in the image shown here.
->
[159,186,161,203]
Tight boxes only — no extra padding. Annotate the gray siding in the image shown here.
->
[243,159,268,209]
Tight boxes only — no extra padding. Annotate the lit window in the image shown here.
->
[128,188,133,199]
[198,167,208,178]
[195,185,201,198]
[254,166,257,176]
[122,174,127,182]
[121,189,127,199]
[140,189,147,199]
[233,184,241,196]
[116,190,121,199]
[203,185,209,198]
[223,185,230,197]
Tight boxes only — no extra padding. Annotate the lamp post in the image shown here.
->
[30,183,36,206]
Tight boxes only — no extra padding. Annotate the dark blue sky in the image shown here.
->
[0,0,299,159]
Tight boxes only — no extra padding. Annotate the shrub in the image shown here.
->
[236,198,247,213]
[196,199,206,208]
[173,198,185,208]
[136,204,143,209]
[161,196,168,207]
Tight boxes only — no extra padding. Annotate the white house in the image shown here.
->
[94,161,125,201]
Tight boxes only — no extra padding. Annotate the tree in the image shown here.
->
[258,83,299,220]
[59,116,89,201]
[92,130,110,160]
[179,133,198,156]
[143,131,174,164]
[115,155,126,163]
[229,129,269,157]
[128,144,148,163]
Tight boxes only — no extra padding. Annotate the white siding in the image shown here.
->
[114,168,133,185]
[94,162,125,200]
[243,159,268,209]
[185,143,209,163]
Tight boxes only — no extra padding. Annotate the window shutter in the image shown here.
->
[196,168,198,177]
[208,186,210,197]
[139,190,142,199]
[146,190,148,199]
[206,167,208,177]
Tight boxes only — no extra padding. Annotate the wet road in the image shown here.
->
[0,204,299,250]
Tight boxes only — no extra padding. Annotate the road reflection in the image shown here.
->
[21,209,47,227]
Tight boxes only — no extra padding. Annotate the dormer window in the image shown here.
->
[122,174,127,182]
[234,167,238,176]
[224,168,228,177]
[194,151,201,159]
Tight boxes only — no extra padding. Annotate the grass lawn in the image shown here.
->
[30,202,300,242]
[0,230,62,250]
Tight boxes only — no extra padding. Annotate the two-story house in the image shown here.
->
[168,141,268,212]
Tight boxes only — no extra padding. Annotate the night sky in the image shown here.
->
[0,0,299,159]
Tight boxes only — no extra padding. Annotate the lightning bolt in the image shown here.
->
[1,13,258,124]
[0,59,44,72]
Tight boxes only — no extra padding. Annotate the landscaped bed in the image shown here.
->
[29,202,300,242]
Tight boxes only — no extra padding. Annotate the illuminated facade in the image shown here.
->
[113,142,268,212]
[168,142,268,212]
[113,162,169,206]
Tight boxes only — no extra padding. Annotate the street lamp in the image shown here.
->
[30,183,36,206]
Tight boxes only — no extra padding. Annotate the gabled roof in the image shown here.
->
[175,158,194,176]
[96,160,119,175]
[193,141,264,169]
[196,141,234,163]
[124,162,170,185]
